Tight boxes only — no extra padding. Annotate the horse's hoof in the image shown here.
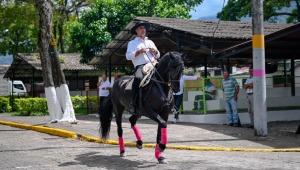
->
[120,150,126,157]
[158,156,167,164]
[136,140,143,149]
[158,144,166,152]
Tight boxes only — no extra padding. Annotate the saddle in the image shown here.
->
[125,61,157,90]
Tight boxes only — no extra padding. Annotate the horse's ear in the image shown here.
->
[181,51,187,60]
[169,52,175,59]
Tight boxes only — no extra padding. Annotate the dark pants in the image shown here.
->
[99,96,111,116]
[173,94,183,119]
[131,64,145,107]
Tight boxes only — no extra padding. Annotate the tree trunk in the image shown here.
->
[49,34,76,122]
[58,22,65,53]
[35,0,76,123]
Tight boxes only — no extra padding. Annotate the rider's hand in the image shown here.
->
[150,48,157,55]
[140,48,147,54]
[136,48,146,56]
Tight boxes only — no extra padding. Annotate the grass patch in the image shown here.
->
[75,107,88,115]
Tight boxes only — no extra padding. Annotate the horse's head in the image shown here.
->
[156,51,184,93]
[169,52,184,93]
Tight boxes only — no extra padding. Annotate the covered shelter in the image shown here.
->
[4,53,100,97]
[215,22,300,95]
[215,22,300,68]
[89,17,290,74]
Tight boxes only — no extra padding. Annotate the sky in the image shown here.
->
[189,0,228,20]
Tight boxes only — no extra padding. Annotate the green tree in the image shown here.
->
[217,0,299,23]
[69,0,203,63]
[0,0,39,55]
[51,0,91,53]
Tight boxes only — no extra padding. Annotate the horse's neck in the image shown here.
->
[155,70,169,83]
[153,70,169,93]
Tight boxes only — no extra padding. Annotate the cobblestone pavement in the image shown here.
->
[1,113,300,149]
[1,124,300,170]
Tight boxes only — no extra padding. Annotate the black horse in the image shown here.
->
[99,51,184,164]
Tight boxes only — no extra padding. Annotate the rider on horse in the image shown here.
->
[126,21,160,114]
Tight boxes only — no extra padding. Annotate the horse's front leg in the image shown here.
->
[153,115,168,164]
[129,114,143,149]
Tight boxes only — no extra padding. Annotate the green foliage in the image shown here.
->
[69,0,203,63]
[0,97,12,113]
[71,95,87,110]
[0,1,39,55]
[217,0,295,23]
[14,98,48,116]
[2,95,95,116]
[59,56,65,63]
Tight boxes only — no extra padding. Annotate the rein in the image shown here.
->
[142,52,182,107]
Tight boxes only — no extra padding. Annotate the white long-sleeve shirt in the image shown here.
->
[174,75,198,95]
[98,80,111,97]
[126,37,160,67]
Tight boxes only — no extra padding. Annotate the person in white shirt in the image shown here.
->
[126,21,160,113]
[97,74,112,116]
[173,74,198,123]
[243,67,254,128]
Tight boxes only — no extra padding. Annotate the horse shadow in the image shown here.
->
[58,151,158,169]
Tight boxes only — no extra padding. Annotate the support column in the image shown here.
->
[252,0,267,136]
[204,57,208,78]
[284,60,287,87]
[291,59,295,96]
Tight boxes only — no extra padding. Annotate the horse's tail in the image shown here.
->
[99,97,113,140]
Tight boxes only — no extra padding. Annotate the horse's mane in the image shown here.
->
[157,51,183,68]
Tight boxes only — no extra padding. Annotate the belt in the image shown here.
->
[135,64,146,69]
[247,93,253,95]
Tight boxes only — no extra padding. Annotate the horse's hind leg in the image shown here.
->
[115,106,126,157]
[129,114,143,149]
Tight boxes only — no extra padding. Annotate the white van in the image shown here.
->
[8,80,27,96]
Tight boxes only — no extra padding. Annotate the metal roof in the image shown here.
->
[4,53,98,79]
[215,22,300,61]
[89,17,290,67]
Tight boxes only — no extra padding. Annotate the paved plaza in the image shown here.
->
[0,113,300,169]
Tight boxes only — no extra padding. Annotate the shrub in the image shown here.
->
[14,98,48,116]
[0,97,12,113]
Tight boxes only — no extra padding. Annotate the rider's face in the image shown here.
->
[135,26,146,37]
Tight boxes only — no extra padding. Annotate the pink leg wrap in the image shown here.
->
[161,128,168,144]
[132,125,142,141]
[155,144,162,159]
[118,137,125,152]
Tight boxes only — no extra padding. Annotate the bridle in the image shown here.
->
[150,54,183,87]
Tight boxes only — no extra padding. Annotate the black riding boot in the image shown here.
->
[130,78,140,113]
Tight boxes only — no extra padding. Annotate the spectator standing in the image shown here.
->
[222,70,240,127]
[173,74,198,123]
[243,67,254,128]
[97,74,112,117]
[112,72,120,86]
